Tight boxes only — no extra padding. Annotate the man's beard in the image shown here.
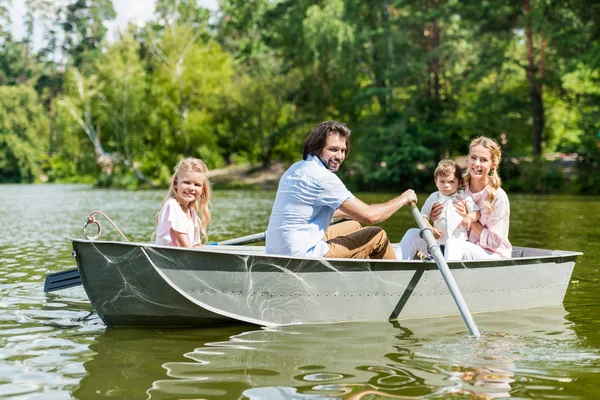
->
[320,156,339,172]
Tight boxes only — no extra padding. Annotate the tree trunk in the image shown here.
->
[524,0,545,158]
[423,0,441,106]
[48,95,55,155]
[383,1,394,113]
[370,3,388,116]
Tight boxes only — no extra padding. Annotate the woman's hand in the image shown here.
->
[461,216,472,230]
[453,199,468,217]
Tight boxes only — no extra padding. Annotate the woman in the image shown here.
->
[397,136,512,260]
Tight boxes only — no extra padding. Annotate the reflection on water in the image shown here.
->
[0,185,599,398]
[71,307,599,399]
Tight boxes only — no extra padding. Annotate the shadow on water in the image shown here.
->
[73,306,600,399]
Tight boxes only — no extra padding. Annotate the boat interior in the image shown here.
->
[198,244,580,260]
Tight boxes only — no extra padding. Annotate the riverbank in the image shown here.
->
[209,162,287,190]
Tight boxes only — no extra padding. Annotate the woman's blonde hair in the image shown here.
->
[463,136,502,213]
[157,157,212,243]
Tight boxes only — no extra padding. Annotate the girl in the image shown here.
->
[155,157,211,248]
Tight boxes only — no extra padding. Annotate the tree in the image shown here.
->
[214,61,303,168]
[0,0,10,45]
[216,0,306,167]
[0,85,49,182]
[154,0,211,31]
[96,32,154,186]
[60,0,116,72]
[147,24,234,179]
[57,68,112,174]
[0,0,28,87]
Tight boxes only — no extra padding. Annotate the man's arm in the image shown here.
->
[332,209,350,219]
[337,190,417,225]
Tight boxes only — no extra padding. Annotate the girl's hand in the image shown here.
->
[430,202,444,221]
[432,227,442,239]
[453,199,468,217]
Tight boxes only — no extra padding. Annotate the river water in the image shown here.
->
[0,184,598,399]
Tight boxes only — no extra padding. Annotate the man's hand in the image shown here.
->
[401,189,418,205]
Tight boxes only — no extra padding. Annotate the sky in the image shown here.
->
[8,0,217,50]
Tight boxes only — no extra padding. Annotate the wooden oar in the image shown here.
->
[44,233,268,293]
[409,201,481,338]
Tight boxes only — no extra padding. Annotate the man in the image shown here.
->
[266,120,417,259]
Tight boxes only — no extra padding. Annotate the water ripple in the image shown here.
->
[0,186,599,398]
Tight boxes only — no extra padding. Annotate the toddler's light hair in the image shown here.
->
[434,159,463,191]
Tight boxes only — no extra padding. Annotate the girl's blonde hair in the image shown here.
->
[158,157,212,243]
[463,136,502,213]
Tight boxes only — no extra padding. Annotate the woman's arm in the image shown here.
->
[471,194,510,250]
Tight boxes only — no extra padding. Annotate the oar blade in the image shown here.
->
[44,268,82,292]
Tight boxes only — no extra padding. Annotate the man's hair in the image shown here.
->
[434,159,463,186]
[302,121,351,160]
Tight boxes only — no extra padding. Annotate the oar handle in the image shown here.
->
[217,232,266,245]
[215,217,347,246]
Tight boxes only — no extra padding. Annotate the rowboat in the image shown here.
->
[69,238,580,328]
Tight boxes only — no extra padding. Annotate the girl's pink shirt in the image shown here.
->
[156,198,200,247]
[465,185,512,258]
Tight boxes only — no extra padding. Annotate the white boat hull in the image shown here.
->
[72,240,579,327]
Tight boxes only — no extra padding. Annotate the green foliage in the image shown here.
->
[343,120,435,191]
[0,38,28,85]
[61,0,116,72]
[0,0,599,193]
[153,0,211,37]
[44,154,96,183]
[96,33,148,162]
[502,159,571,194]
[146,24,234,181]
[0,85,48,182]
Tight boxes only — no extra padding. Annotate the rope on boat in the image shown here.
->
[83,211,130,242]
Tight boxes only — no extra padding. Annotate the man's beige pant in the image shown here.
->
[323,220,396,260]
